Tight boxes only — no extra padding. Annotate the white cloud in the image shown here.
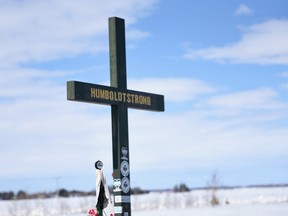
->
[1,71,288,188]
[0,70,112,178]
[203,88,287,110]
[128,78,216,102]
[0,0,159,180]
[0,74,216,176]
[126,29,151,40]
[281,72,288,77]
[184,19,288,65]
[129,106,288,173]
[281,83,288,90]
[235,4,253,16]
[280,73,288,90]
[0,0,158,66]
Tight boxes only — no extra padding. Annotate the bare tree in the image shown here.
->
[207,171,220,206]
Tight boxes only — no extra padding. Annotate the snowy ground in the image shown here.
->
[133,204,288,216]
[0,187,287,216]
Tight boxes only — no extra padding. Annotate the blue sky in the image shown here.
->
[1,0,288,192]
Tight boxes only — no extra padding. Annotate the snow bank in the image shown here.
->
[131,187,288,210]
[0,187,287,216]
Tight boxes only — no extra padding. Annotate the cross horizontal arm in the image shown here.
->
[67,81,165,112]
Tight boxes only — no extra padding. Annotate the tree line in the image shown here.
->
[0,183,190,201]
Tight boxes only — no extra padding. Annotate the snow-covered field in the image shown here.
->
[0,187,287,216]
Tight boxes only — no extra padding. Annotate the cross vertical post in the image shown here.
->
[109,17,131,216]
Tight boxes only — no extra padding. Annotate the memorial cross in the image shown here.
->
[67,17,164,216]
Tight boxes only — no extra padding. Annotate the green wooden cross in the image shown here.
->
[67,17,164,216]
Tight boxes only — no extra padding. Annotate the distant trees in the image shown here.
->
[58,188,69,197]
[0,190,28,200]
[0,191,14,200]
[0,189,96,200]
[173,183,190,192]
[16,190,27,200]
[131,187,149,195]
[0,186,152,200]
[0,187,151,200]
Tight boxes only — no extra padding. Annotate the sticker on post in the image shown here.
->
[121,177,130,193]
[115,195,131,203]
[113,179,121,192]
[114,206,122,214]
[121,147,128,160]
[120,161,130,177]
